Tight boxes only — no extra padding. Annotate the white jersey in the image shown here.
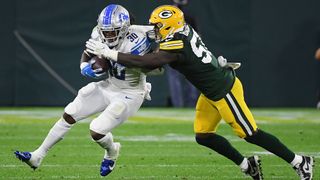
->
[90,25,153,90]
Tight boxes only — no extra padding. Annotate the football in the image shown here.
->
[90,56,109,72]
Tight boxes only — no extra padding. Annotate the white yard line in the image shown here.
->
[0,109,62,119]
[1,108,319,123]
[252,151,320,158]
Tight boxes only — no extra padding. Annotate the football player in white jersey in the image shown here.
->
[14,4,159,177]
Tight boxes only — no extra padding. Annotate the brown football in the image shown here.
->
[90,56,109,72]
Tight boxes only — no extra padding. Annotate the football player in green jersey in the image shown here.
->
[85,5,315,180]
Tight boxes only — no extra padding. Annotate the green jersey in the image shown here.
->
[159,25,235,101]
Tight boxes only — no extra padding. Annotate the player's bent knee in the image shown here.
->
[78,82,97,97]
[90,102,127,135]
[63,113,76,124]
[108,101,127,117]
[64,83,98,120]
[244,129,261,143]
[64,102,77,117]
[90,130,105,141]
[195,133,215,145]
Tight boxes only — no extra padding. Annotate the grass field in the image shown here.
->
[0,107,319,179]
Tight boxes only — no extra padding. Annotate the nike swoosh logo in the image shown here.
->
[125,96,132,99]
[108,164,115,171]
[304,160,310,171]
[251,168,258,176]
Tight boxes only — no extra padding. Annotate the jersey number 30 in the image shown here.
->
[190,30,213,64]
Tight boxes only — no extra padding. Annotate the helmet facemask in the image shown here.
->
[148,22,163,43]
[98,26,124,47]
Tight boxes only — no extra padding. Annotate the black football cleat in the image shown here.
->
[244,155,263,180]
[293,156,314,180]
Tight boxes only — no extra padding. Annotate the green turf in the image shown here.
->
[0,107,319,179]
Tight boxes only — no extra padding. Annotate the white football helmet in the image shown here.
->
[97,4,130,47]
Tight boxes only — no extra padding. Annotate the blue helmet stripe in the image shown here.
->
[103,4,117,26]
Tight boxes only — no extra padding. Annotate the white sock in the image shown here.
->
[290,154,303,167]
[95,132,114,159]
[33,118,73,158]
[239,158,249,172]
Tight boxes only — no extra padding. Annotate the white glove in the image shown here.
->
[85,39,118,61]
[218,55,241,70]
[217,56,227,67]
[226,62,241,70]
[144,82,152,101]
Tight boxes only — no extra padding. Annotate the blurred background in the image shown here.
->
[1,0,319,107]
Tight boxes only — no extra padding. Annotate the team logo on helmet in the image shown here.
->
[119,13,129,22]
[159,10,173,19]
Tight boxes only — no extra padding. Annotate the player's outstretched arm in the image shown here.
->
[80,51,92,64]
[85,38,179,70]
[117,51,178,70]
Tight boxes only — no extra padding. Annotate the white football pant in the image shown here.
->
[64,80,145,135]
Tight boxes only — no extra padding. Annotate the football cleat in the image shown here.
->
[244,156,263,180]
[293,156,314,180]
[100,142,121,176]
[14,151,42,170]
[100,159,116,176]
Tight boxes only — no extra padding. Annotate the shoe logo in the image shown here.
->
[108,164,115,171]
[246,157,262,179]
[125,96,132,99]
[304,163,309,171]
[303,158,310,172]
[250,167,258,176]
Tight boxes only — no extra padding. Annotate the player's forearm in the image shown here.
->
[79,51,93,71]
[315,48,320,60]
[117,52,163,69]
[80,51,92,64]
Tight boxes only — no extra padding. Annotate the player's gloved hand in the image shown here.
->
[85,39,118,61]
[144,82,152,101]
[88,59,107,77]
[217,56,227,67]
[218,55,242,70]
[146,29,157,42]
[80,62,103,79]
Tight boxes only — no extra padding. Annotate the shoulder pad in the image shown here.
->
[160,40,184,50]
[126,26,153,55]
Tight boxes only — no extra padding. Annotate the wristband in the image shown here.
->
[80,62,89,70]
[107,50,118,61]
